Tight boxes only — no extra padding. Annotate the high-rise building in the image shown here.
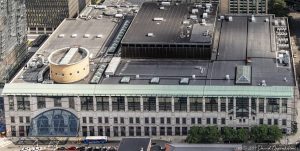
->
[25,0,91,34]
[0,0,28,85]
[220,0,268,14]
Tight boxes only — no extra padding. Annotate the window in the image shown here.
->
[175,127,180,135]
[80,97,93,111]
[112,96,125,111]
[205,97,218,112]
[19,117,23,123]
[89,126,95,136]
[113,126,119,137]
[221,118,226,125]
[82,126,88,136]
[167,127,172,135]
[145,117,149,124]
[17,96,30,110]
[127,97,141,111]
[82,117,86,123]
[129,127,134,136]
[176,118,180,124]
[160,127,165,136]
[251,98,257,114]
[136,117,140,124]
[11,117,15,123]
[160,117,165,124]
[282,119,287,126]
[236,98,249,117]
[136,127,141,136]
[145,127,150,136]
[11,126,16,137]
[105,126,110,137]
[89,117,93,123]
[8,96,14,111]
[98,117,102,123]
[26,117,30,123]
[174,97,187,111]
[98,126,103,136]
[120,117,124,124]
[213,118,217,124]
[113,117,118,124]
[220,97,226,112]
[96,97,109,111]
[129,117,134,124]
[158,97,172,111]
[52,97,61,107]
[267,98,279,113]
[197,118,202,124]
[121,126,126,136]
[37,97,46,109]
[69,97,75,109]
[104,117,109,124]
[268,119,272,125]
[259,98,264,112]
[151,127,157,136]
[182,127,188,135]
[274,119,278,125]
[191,118,195,124]
[167,117,171,124]
[228,97,234,114]
[151,117,155,124]
[190,97,203,111]
[282,99,288,113]
[143,97,156,111]
[259,118,264,124]
[180,118,186,125]
[207,118,211,124]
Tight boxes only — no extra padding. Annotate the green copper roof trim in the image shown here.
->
[2,83,294,98]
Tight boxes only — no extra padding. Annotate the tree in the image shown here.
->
[186,126,220,143]
[222,127,236,143]
[251,125,283,143]
[268,125,283,142]
[236,128,249,143]
[203,126,220,143]
[269,0,289,17]
[91,0,98,5]
[186,126,201,143]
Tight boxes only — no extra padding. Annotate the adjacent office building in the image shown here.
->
[2,2,297,139]
[220,0,268,14]
[0,0,28,85]
[25,0,91,34]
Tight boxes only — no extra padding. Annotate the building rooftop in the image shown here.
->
[122,2,217,44]
[166,144,243,151]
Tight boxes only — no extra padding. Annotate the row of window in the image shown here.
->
[8,96,289,114]
[81,116,287,126]
[10,116,30,124]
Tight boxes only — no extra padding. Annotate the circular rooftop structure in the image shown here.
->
[48,47,90,83]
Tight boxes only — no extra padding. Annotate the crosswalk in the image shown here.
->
[0,138,12,148]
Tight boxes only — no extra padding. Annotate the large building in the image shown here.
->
[25,0,91,34]
[220,0,268,14]
[0,0,28,85]
[2,2,297,140]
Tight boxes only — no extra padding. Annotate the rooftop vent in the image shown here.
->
[71,34,77,38]
[235,65,251,85]
[147,33,154,37]
[96,34,103,38]
[192,75,196,79]
[120,77,131,84]
[150,77,160,84]
[225,75,230,80]
[265,18,269,22]
[250,15,255,22]
[136,74,140,79]
[161,2,171,6]
[159,6,164,10]
[190,15,197,20]
[153,17,164,21]
[58,34,65,38]
[115,14,123,18]
[203,13,208,18]
[261,80,266,86]
[192,9,198,14]
[180,78,189,85]
[83,34,90,38]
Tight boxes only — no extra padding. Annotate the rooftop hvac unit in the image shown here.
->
[161,2,171,6]
[153,17,164,21]
[281,20,286,26]
[192,75,196,79]
[264,18,269,22]
[96,34,103,38]
[261,80,266,86]
[228,16,233,22]
[180,78,189,85]
[182,20,190,25]
[220,16,225,20]
[58,34,65,38]
[150,77,160,84]
[250,15,255,22]
[160,6,165,10]
[225,75,230,80]
[190,15,197,20]
[71,34,77,38]
[147,33,154,37]
[115,14,123,18]
[274,20,279,26]
[83,34,90,38]
[192,9,198,14]
[120,77,131,84]
[203,13,208,18]
[136,74,140,78]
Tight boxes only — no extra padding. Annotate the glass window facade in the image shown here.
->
[96,96,109,111]
[17,96,30,110]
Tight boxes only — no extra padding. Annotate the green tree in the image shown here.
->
[222,127,236,143]
[268,125,283,142]
[91,0,98,5]
[186,126,201,143]
[203,126,220,143]
[236,128,249,143]
[269,0,289,17]
[250,125,269,142]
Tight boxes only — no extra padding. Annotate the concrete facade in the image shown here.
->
[220,0,268,14]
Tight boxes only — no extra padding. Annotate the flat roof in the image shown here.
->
[122,2,217,44]
[12,17,118,83]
